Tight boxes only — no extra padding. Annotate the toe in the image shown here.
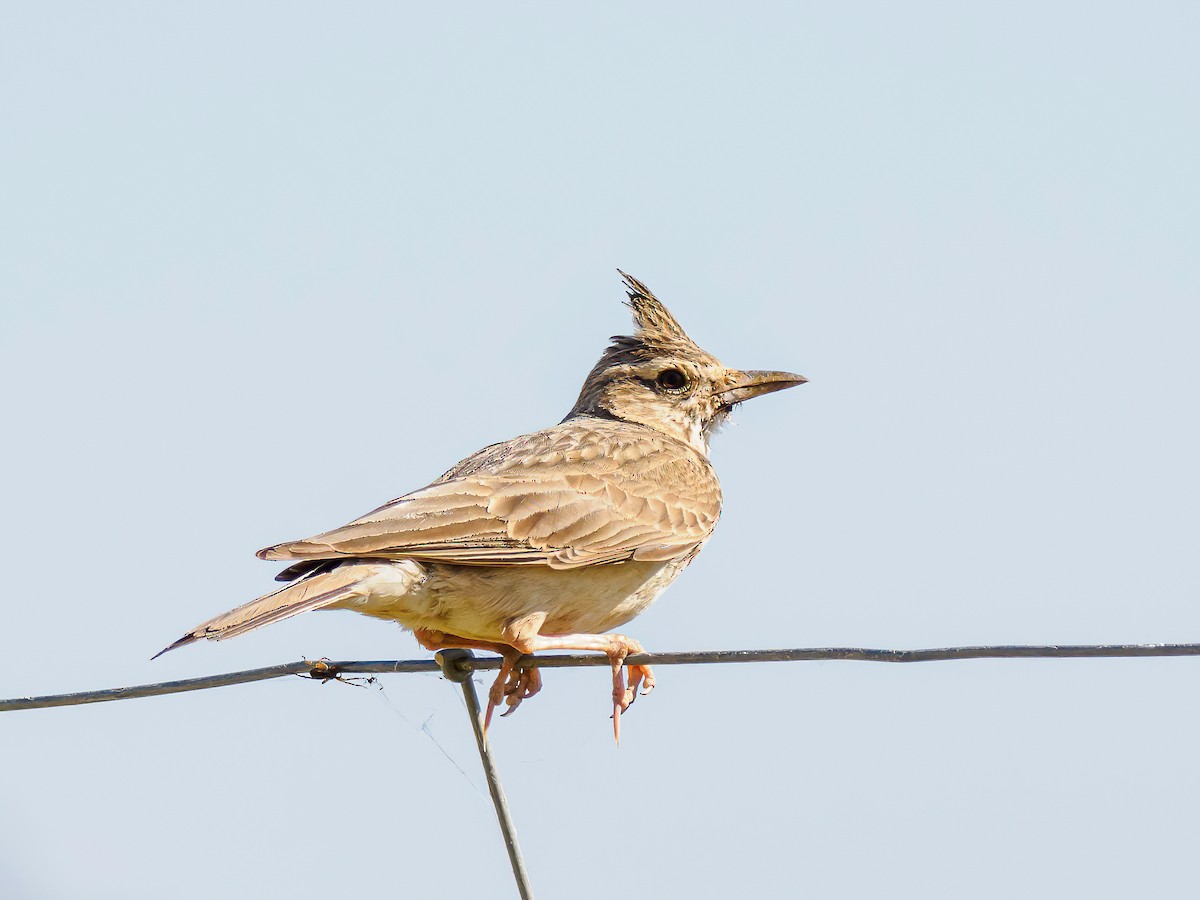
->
[637,665,656,696]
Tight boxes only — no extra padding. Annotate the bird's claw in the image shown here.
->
[485,656,541,729]
[607,637,653,745]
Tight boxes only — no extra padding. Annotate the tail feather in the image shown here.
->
[152,564,375,659]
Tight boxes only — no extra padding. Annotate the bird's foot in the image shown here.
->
[513,631,657,743]
[485,650,541,732]
[604,635,653,744]
[414,628,542,734]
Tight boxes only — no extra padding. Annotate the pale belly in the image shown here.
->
[332,555,693,641]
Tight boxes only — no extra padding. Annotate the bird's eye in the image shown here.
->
[656,369,688,391]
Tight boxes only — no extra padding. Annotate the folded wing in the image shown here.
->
[258,422,721,570]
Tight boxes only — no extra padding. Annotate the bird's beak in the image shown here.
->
[716,369,808,405]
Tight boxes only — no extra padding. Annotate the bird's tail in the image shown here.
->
[152,562,385,659]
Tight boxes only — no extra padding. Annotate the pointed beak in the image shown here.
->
[716,370,808,406]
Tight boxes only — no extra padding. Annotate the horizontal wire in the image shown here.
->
[4,642,1200,713]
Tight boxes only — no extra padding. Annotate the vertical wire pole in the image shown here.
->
[437,649,534,900]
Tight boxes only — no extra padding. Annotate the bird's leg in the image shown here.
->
[413,628,540,730]
[413,627,513,656]
[521,632,653,744]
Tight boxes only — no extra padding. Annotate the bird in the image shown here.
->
[155,271,806,740]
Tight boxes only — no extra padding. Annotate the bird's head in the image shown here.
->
[566,271,806,454]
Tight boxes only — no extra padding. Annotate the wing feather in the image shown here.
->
[258,419,721,569]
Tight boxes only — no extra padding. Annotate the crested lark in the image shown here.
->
[156,272,805,739]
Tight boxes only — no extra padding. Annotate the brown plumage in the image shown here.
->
[156,271,806,739]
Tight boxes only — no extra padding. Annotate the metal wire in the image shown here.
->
[5,642,1200,712]
[437,649,534,900]
[0,659,440,712]
[7,640,1200,900]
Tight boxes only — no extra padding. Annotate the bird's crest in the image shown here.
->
[618,270,694,346]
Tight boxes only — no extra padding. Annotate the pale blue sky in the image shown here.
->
[3,3,1198,898]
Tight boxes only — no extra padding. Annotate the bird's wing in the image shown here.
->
[258,422,721,570]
